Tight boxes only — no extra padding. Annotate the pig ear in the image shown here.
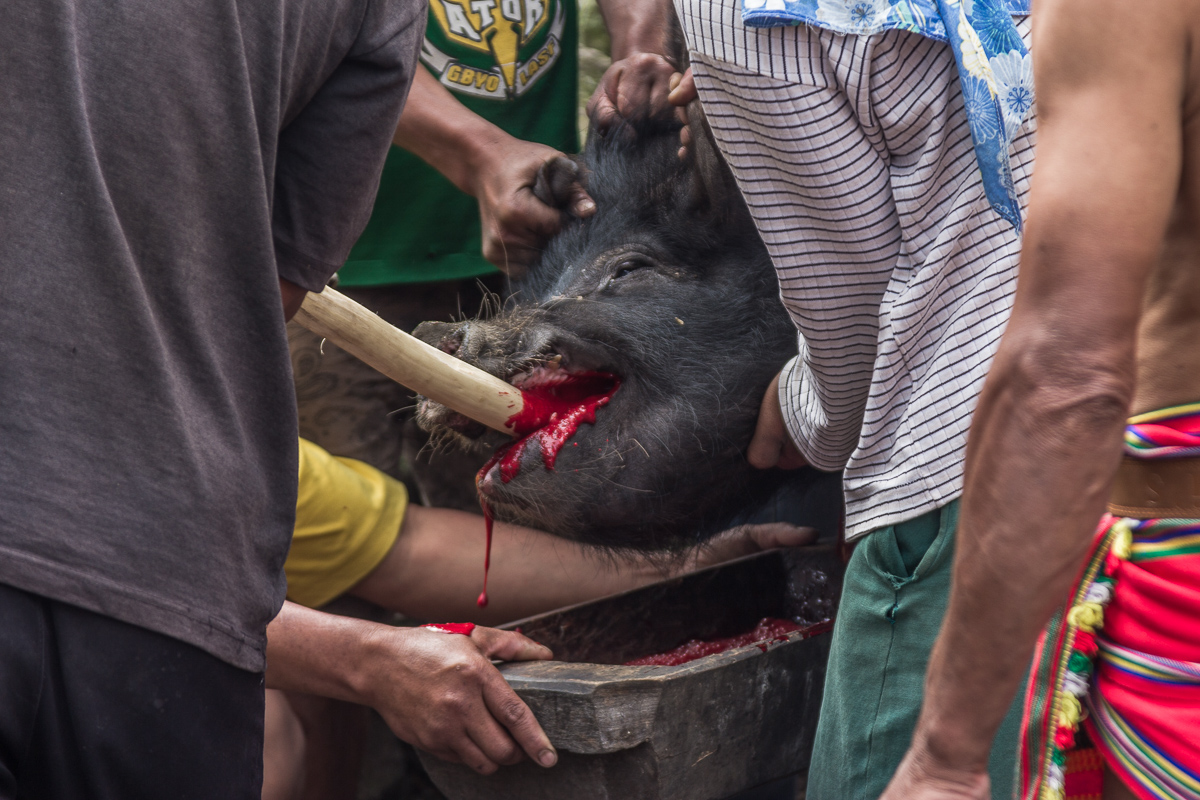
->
[533,155,592,216]
[685,99,743,220]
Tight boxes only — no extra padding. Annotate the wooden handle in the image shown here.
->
[294,288,521,435]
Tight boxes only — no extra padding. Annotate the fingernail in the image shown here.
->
[578,199,596,215]
[539,748,558,767]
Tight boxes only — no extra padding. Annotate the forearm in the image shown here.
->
[352,506,667,625]
[887,1,1184,791]
[595,0,676,60]
[264,600,388,701]
[392,68,510,197]
[279,278,307,321]
[912,329,1133,769]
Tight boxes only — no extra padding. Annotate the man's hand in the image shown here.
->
[685,523,818,570]
[469,137,595,276]
[667,69,697,159]
[878,743,990,800]
[392,68,594,278]
[588,52,678,130]
[589,0,678,129]
[747,372,808,470]
[265,603,557,775]
[359,624,557,774]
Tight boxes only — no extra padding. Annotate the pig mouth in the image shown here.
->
[476,359,621,503]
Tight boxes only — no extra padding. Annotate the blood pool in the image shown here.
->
[474,370,621,607]
[623,618,833,667]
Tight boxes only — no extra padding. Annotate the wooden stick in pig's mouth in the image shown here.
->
[294,287,522,435]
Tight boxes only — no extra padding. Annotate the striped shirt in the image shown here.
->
[675,0,1036,540]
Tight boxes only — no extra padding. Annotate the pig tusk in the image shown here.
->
[294,288,522,436]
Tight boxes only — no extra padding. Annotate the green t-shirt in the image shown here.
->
[339,0,579,287]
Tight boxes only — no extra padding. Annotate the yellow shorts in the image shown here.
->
[285,439,408,608]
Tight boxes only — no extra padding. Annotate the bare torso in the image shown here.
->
[1133,38,1200,414]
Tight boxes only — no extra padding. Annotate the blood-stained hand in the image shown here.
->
[588,52,679,130]
[360,624,558,774]
[747,371,808,470]
[473,137,595,277]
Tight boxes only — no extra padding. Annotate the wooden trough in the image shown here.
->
[418,546,843,800]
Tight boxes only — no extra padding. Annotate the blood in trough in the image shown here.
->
[624,618,834,667]
[474,370,621,607]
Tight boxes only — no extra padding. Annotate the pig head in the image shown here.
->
[414,114,800,551]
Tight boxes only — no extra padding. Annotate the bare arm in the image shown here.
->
[393,68,592,273]
[280,278,307,321]
[350,504,815,625]
[881,2,1186,796]
[264,600,558,774]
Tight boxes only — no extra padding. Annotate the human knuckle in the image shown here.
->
[497,697,529,725]
[641,53,675,73]
[496,742,522,764]
[452,657,482,678]
[418,727,450,751]
[452,690,479,713]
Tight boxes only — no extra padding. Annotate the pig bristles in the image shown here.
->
[630,438,651,459]
[471,281,503,321]
[597,475,655,495]
[386,403,419,418]
[421,426,482,459]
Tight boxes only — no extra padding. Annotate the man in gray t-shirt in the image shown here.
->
[0,0,424,794]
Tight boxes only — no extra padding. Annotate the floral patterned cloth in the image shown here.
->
[742,0,1032,231]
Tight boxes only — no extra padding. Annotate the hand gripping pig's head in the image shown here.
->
[414,114,799,551]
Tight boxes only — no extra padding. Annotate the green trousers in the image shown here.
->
[806,501,1025,799]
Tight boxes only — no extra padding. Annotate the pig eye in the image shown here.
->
[612,257,652,279]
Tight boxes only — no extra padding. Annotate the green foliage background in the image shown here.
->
[577,0,612,144]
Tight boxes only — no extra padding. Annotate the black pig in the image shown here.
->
[414,115,808,551]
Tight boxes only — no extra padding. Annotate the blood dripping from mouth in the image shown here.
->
[623,618,834,667]
[473,371,620,608]
[476,502,494,607]
[505,371,621,474]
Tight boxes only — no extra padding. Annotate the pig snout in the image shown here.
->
[414,319,466,357]
[412,320,488,438]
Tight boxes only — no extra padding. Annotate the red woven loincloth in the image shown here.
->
[1020,404,1200,800]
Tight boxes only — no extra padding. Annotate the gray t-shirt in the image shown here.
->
[0,0,425,671]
